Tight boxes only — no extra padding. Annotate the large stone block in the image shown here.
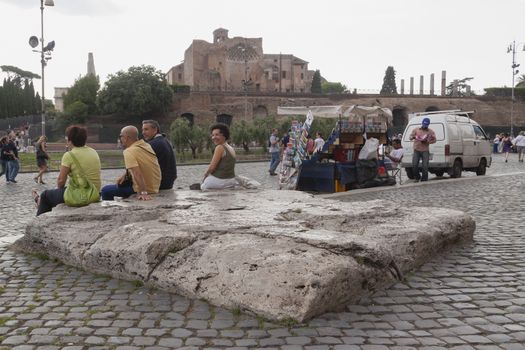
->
[12,190,474,322]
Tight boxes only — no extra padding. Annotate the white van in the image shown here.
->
[400,110,492,179]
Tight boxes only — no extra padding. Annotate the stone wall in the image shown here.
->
[167,92,525,130]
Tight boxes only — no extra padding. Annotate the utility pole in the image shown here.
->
[508,40,523,136]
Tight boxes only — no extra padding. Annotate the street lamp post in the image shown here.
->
[30,0,55,138]
[507,40,525,136]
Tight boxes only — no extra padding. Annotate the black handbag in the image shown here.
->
[118,170,133,188]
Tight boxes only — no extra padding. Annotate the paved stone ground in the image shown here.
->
[0,154,524,349]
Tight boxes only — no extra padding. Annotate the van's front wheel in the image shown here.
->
[450,159,462,178]
[405,168,415,179]
[476,158,487,176]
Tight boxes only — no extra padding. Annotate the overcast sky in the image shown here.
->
[1,0,523,100]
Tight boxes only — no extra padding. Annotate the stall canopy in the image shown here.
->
[278,105,393,125]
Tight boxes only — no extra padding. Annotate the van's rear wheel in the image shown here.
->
[450,160,462,178]
[476,158,487,176]
[405,168,415,179]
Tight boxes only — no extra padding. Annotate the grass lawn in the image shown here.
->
[18,148,270,172]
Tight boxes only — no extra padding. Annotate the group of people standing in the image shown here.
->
[267,128,325,176]
[0,131,20,183]
[493,132,525,162]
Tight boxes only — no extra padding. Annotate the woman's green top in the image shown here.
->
[213,145,236,179]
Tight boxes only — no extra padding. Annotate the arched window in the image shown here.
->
[216,114,233,126]
[181,113,194,127]
[253,105,268,119]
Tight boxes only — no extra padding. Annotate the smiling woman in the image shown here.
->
[200,123,237,191]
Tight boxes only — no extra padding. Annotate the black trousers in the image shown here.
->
[37,187,66,216]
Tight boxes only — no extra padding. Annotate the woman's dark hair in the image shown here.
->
[210,123,230,140]
[65,125,87,147]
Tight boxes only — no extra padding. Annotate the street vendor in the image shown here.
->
[409,117,436,182]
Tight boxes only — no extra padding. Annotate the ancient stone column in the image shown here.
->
[400,79,405,95]
[87,53,96,76]
[419,75,424,95]
[410,77,414,95]
[430,73,435,95]
[441,70,446,96]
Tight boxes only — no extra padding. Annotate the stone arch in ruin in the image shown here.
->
[216,114,233,126]
[181,112,195,126]
[392,105,409,127]
[425,105,440,112]
[253,105,268,119]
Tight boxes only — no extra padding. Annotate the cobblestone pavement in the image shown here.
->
[0,154,524,349]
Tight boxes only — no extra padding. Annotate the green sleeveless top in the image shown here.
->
[213,145,236,179]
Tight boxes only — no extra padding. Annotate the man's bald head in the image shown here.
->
[120,125,139,148]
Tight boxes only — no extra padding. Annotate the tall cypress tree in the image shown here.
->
[380,66,398,95]
[311,70,322,94]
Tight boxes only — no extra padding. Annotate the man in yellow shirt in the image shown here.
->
[101,126,161,201]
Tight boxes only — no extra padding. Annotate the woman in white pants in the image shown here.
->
[201,123,237,191]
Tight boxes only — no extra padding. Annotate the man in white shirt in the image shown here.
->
[268,129,280,175]
[385,139,404,170]
[314,132,325,153]
[513,131,525,162]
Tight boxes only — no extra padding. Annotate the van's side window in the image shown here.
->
[473,125,488,140]
[448,124,460,141]
[459,124,475,139]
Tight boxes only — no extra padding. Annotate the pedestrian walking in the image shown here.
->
[501,133,513,162]
[268,128,280,176]
[3,131,20,183]
[0,136,7,179]
[34,136,49,184]
[493,134,500,153]
[513,131,525,162]
[409,117,436,182]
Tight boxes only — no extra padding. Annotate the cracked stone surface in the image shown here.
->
[2,156,524,348]
[12,189,474,322]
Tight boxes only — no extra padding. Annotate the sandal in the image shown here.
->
[33,177,39,184]
[31,189,40,206]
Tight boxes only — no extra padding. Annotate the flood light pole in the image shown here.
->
[32,0,55,137]
[508,40,525,136]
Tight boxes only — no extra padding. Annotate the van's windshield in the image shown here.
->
[403,123,445,142]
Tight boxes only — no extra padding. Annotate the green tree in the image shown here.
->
[56,101,88,132]
[380,66,398,95]
[1,65,41,81]
[170,118,207,159]
[446,77,474,97]
[63,75,100,115]
[250,116,278,152]
[310,118,337,140]
[311,70,322,94]
[321,82,348,94]
[0,71,40,119]
[231,120,252,153]
[97,65,173,117]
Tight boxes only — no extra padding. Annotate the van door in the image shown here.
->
[473,124,491,164]
[458,124,477,167]
[447,124,462,166]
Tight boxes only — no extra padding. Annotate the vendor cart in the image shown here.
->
[277,105,394,193]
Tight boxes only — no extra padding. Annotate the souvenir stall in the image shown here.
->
[277,105,394,193]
